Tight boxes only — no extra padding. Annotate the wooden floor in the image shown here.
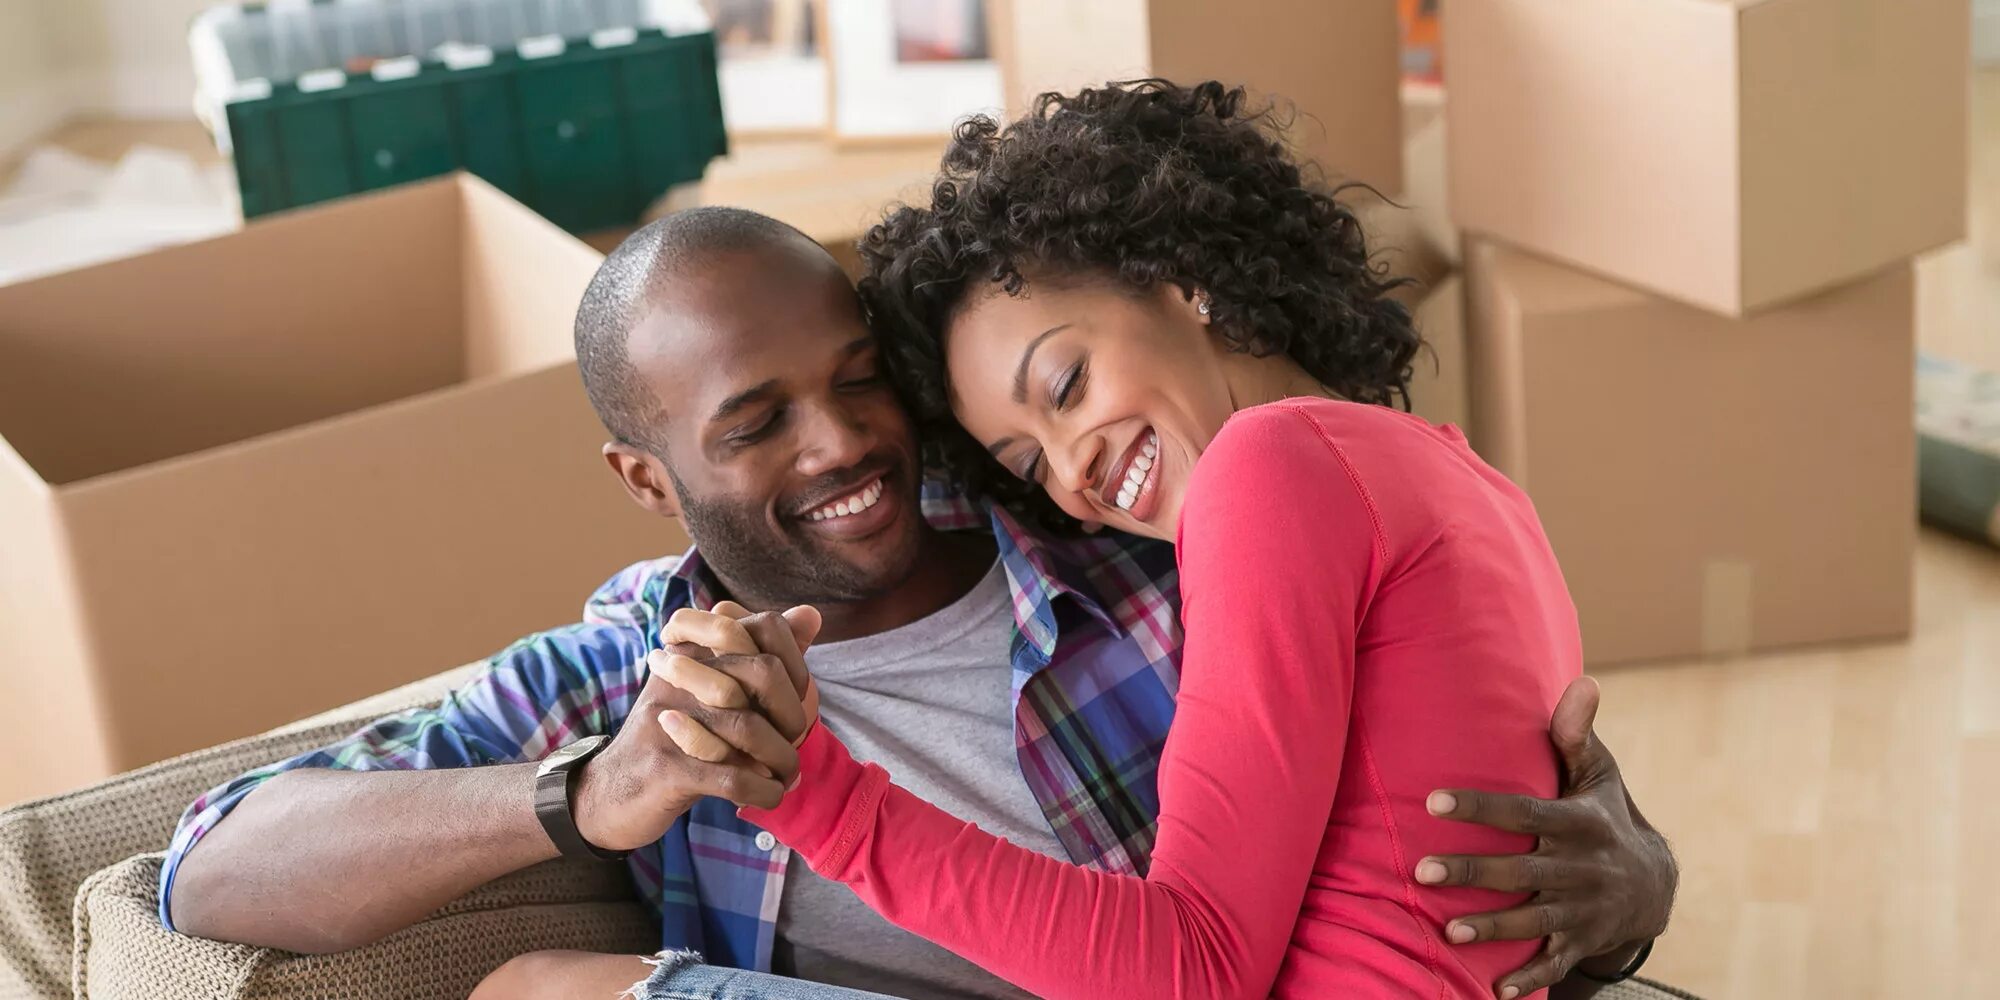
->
[6,69,1997,1000]
[1607,69,2000,1000]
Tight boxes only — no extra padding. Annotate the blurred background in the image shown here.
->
[0,1,1995,998]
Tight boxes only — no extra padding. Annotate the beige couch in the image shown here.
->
[0,668,1702,1000]
[0,667,654,1000]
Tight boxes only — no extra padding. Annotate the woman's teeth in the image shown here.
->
[1115,432,1159,512]
[808,478,884,521]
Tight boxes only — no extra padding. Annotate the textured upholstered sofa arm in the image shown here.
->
[72,853,653,1000]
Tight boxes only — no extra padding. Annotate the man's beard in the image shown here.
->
[671,473,921,609]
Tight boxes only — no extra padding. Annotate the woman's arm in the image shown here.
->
[741,405,1385,1000]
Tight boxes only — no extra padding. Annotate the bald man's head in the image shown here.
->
[574,206,834,455]
[579,208,927,610]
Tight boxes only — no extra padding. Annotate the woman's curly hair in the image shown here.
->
[859,79,1421,531]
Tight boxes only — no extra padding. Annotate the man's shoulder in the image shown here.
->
[581,552,692,631]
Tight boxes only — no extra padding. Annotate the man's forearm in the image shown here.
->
[168,763,559,953]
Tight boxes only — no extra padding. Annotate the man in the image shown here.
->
[164,208,1675,1000]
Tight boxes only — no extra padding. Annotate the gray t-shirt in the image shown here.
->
[773,559,1066,1000]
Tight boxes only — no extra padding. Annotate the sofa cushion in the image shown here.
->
[74,854,655,1000]
[0,666,477,1000]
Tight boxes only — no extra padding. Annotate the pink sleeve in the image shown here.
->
[743,404,1384,1000]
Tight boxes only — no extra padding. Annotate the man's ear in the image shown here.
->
[603,441,683,519]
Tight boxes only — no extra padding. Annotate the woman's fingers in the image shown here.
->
[655,692,801,785]
[663,608,759,655]
[649,650,750,709]
[658,712,790,808]
[781,605,823,651]
[659,709,732,763]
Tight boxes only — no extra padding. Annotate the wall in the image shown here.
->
[0,0,204,157]
[62,0,209,117]
[1979,0,2000,64]
[0,3,68,155]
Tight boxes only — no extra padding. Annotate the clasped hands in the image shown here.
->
[649,602,825,807]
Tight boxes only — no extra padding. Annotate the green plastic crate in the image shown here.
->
[197,3,725,231]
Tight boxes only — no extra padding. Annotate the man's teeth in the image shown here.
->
[808,479,885,521]
[1115,432,1160,511]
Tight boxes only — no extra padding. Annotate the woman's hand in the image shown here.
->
[1415,677,1677,999]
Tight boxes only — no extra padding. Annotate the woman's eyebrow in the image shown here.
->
[1011,324,1073,403]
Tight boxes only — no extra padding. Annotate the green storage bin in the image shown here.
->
[193,2,725,230]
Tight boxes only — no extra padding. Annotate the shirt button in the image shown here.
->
[754,831,777,852]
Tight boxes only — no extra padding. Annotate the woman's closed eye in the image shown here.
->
[1006,359,1088,483]
[1050,359,1088,411]
[1009,446,1045,484]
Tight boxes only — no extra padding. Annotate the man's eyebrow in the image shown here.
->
[840,335,875,358]
[710,379,781,423]
[1011,324,1072,404]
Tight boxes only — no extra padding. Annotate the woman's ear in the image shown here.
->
[1161,282,1213,326]
[603,442,683,520]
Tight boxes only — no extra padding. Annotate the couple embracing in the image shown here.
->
[163,81,1676,1000]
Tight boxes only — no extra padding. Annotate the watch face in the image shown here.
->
[538,735,609,776]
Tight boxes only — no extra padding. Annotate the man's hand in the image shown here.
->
[569,606,822,851]
[1415,677,1677,999]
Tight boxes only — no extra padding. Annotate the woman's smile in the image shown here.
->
[1100,426,1164,525]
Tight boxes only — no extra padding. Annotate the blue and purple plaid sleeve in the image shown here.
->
[156,558,674,931]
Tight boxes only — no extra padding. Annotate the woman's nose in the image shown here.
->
[1049,436,1105,498]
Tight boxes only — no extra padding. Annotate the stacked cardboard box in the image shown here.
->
[0,175,678,804]
[1443,0,1968,664]
[990,0,1403,195]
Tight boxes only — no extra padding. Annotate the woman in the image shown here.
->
[668,80,1582,999]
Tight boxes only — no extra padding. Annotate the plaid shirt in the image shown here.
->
[158,492,1183,971]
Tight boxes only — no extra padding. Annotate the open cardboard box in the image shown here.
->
[0,174,677,804]
[1445,0,1967,316]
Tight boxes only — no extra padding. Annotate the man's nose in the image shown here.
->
[794,401,873,476]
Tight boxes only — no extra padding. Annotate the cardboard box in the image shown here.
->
[1465,240,1915,665]
[0,174,677,804]
[1409,273,1469,433]
[990,0,1402,194]
[1446,0,1967,316]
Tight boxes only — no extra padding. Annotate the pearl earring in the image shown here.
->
[1197,297,1211,316]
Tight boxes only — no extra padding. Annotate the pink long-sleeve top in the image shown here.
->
[744,399,1584,999]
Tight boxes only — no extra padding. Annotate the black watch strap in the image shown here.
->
[534,736,630,861]
[1577,939,1654,985]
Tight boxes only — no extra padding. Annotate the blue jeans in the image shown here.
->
[634,951,903,1000]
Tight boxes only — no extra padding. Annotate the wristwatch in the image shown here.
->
[534,735,630,861]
